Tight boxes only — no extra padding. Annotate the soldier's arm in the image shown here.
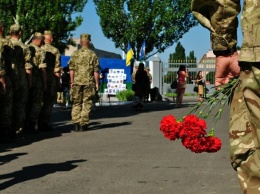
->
[54,50,61,78]
[191,0,215,32]
[191,0,240,86]
[24,46,33,88]
[0,75,6,93]
[69,69,75,87]
[68,56,75,87]
[39,50,47,90]
[93,54,100,91]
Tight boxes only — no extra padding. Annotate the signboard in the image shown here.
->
[104,69,127,95]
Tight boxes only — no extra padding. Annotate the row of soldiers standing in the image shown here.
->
[0,22,61,144]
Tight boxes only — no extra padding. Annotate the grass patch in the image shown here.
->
[164,93,196,97]
[116,90,135,101]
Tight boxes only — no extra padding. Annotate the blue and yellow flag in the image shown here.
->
[126,43,134,66]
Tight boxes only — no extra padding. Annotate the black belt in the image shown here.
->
[213,47,237,57]
[239,62,260,71]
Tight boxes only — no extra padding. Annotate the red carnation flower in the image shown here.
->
[160,115,181,141]
[182,137,209,153]
[179,114,207,139]
[206,136,222,153]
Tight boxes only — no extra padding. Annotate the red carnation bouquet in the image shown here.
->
[160,78,239,154]
[160,114,221,153]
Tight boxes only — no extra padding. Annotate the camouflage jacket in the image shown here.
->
[0,36,18,86]
[191,0,240,55]
[68,46,100,86]
[41,43,61,74]
[10,38,32,79]
[28,43,46,69]
[239,0,260,62]
[28,43,46,87]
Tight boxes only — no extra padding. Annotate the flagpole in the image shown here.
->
[122,50,125,59]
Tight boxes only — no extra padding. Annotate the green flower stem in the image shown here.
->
[188,78,239,136]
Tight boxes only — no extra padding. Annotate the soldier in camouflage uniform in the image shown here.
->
[24,32,47,134]
[9,24,32,137]
[0,21,16,143]
[68,34,100,132]
[39,30,61,131]
[192,1,260,193]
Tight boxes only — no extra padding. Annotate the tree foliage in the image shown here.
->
[93,0,197,59]
[169,42,186,61]
[0,0,88,53]
[187,50,197,61]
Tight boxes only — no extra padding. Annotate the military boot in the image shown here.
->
[73,123,80,132]
[78,124,88,132]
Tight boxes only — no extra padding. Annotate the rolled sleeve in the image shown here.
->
[39,63,47,69]
[68,58,75,70]
[54,52,61,73]
[25,62,33,70]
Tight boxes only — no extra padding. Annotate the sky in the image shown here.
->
[73,0,243,62]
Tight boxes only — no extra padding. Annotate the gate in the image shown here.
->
[161,60,216,95]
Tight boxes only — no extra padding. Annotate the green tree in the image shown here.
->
[0,0,88,53]
[93,0,197,60]
[187,51,196,61]
[169,42,186,62]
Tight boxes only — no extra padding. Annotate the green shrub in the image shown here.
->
[116,90,135,101]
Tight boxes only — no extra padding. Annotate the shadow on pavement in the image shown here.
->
[0,159,86,190]
[0,101,197,152]
[0,153,28,166]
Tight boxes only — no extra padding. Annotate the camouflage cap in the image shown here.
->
[34,32,44,39]
[10,24,21,32]
[44,30,52,36]
[80,34,91,41]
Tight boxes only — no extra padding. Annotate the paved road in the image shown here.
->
[0,98,242,194]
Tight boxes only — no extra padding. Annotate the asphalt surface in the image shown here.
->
[0,97,242,194]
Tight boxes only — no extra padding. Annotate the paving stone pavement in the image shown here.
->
[0,97,242,194]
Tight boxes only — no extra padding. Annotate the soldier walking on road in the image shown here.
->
[9,24,32,137]
[39,30,61,131]
[24,32,47,134]
[68,34,100,132]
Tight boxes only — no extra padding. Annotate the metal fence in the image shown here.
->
[161,61,216,95]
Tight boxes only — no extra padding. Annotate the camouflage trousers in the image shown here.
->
[39,79,57,124]
[57,91,63,104]
[0,77,13,136]
[71,85,95,126]
[12,78,28,131]
[26,86,43,123]
[229,62,260,193]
